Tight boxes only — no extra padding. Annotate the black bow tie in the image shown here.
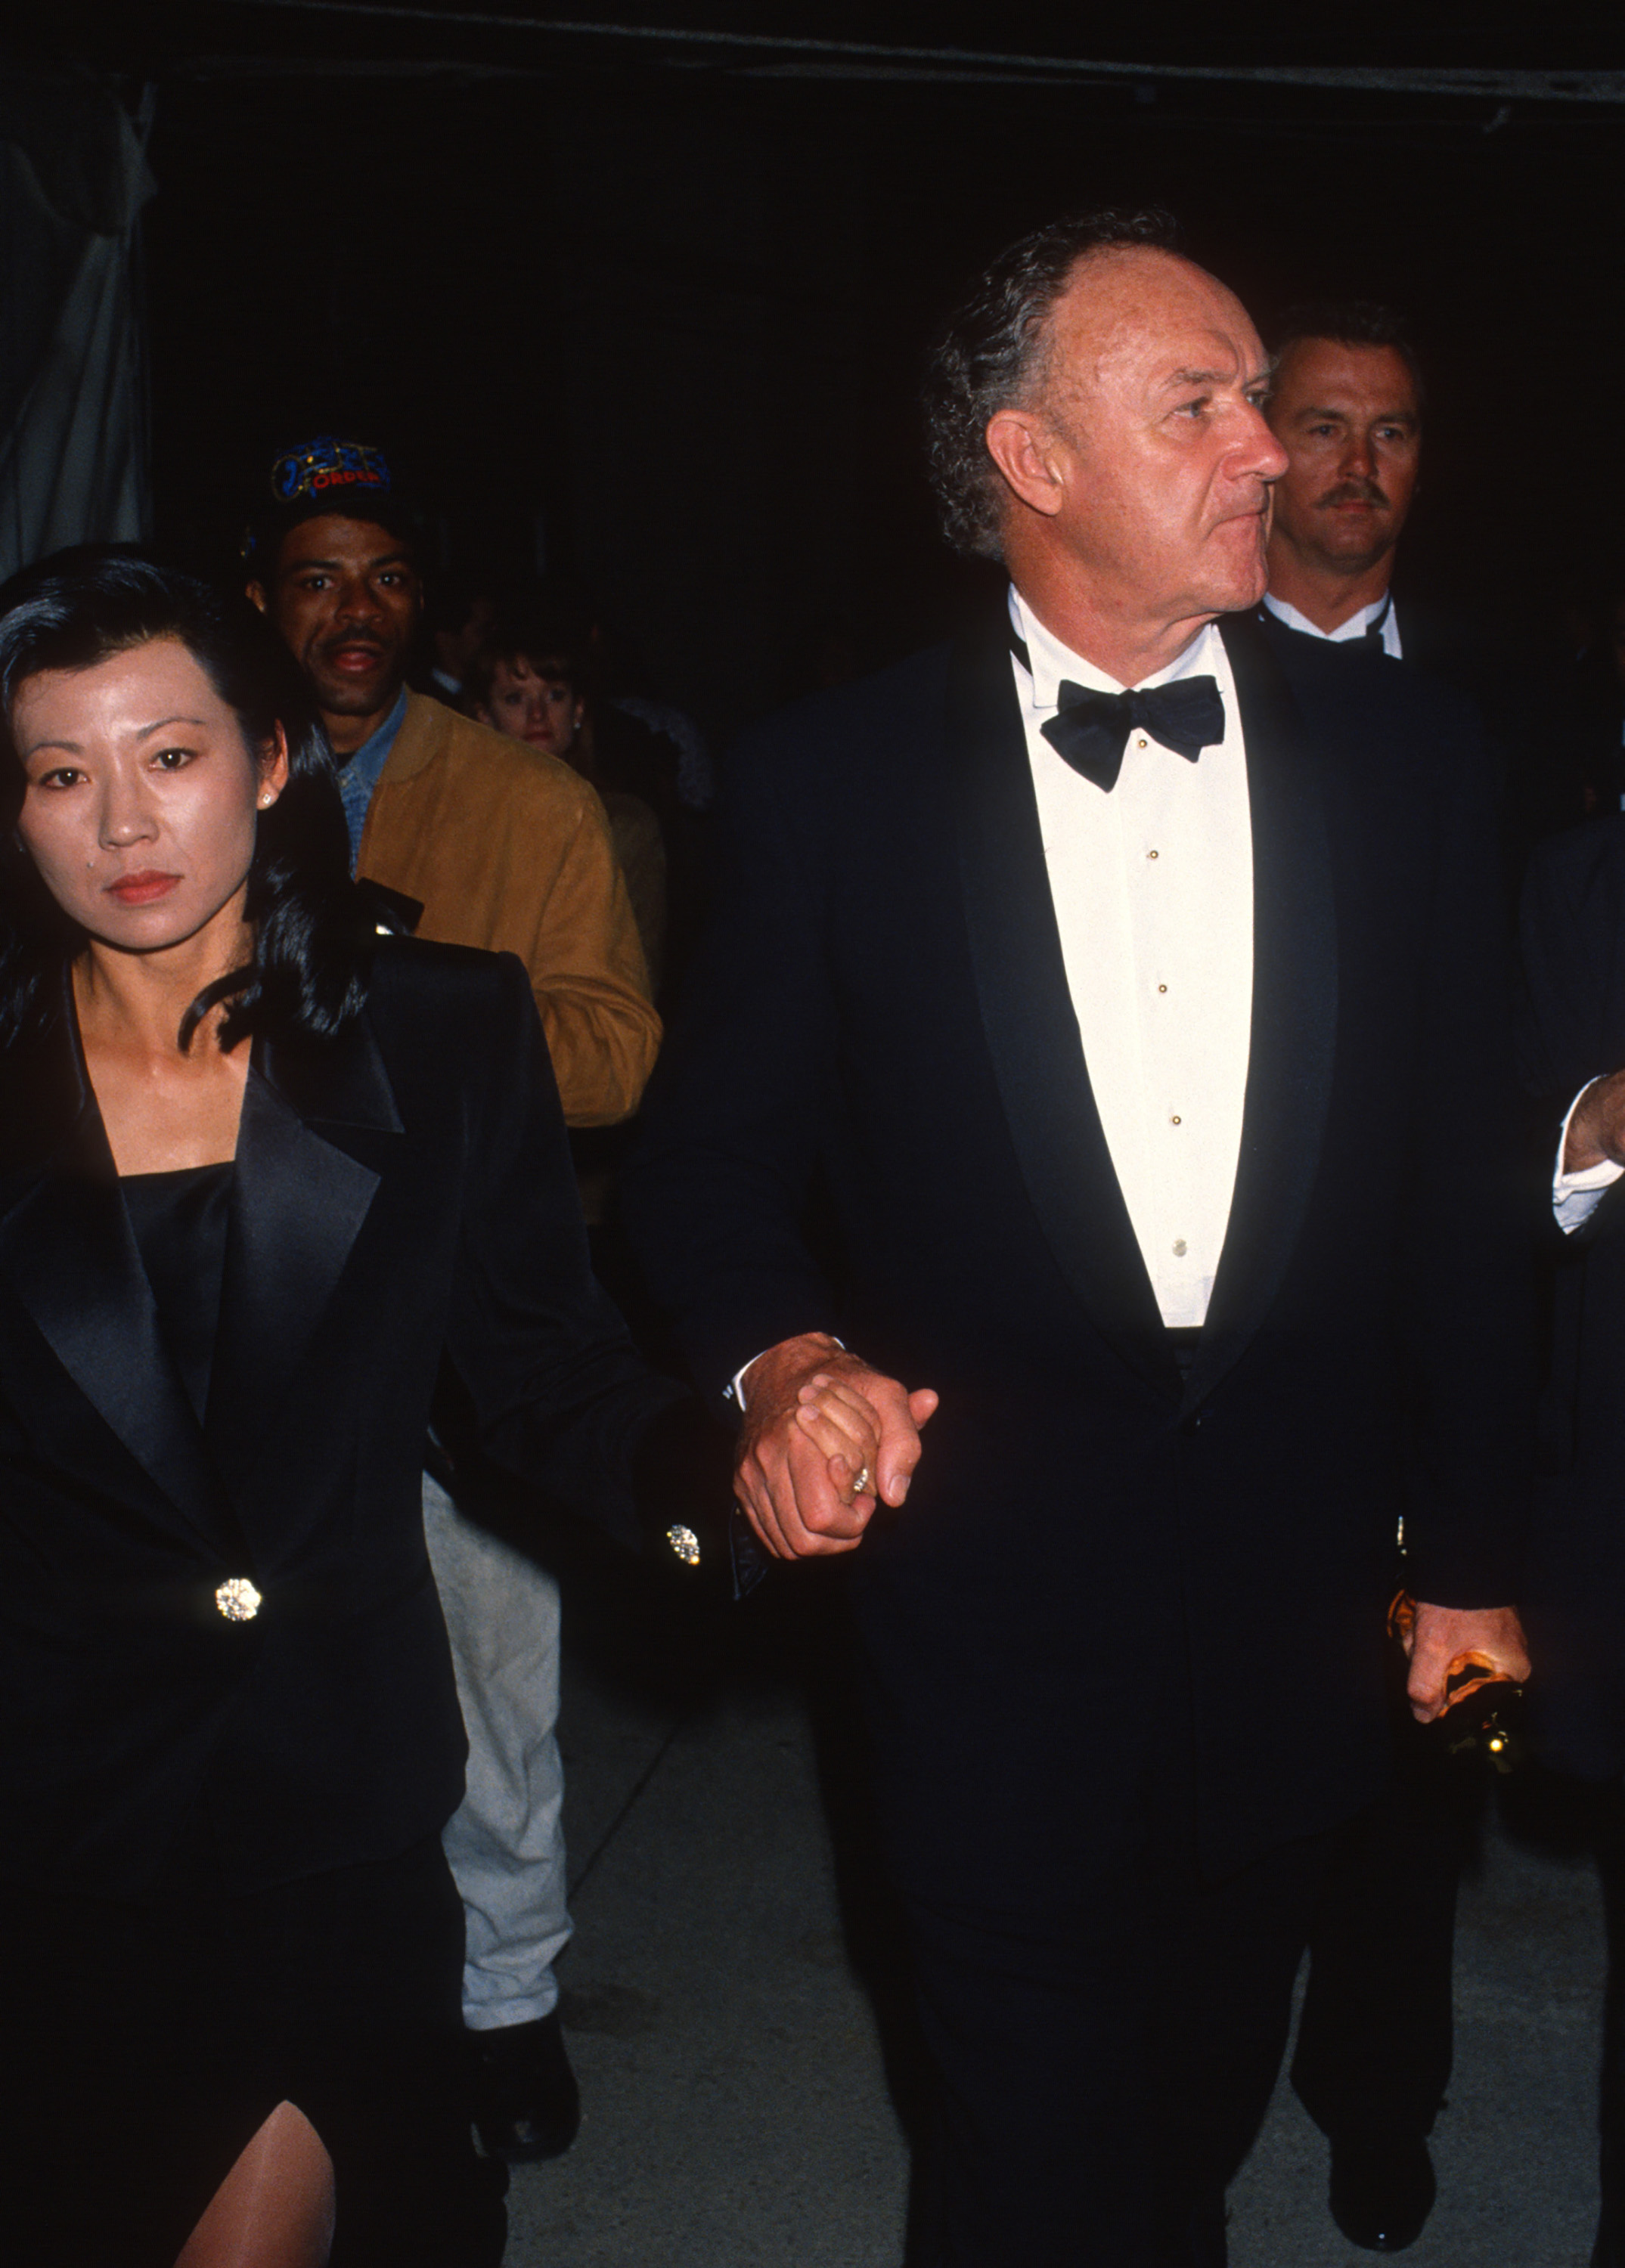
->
[1041,674,1227,794]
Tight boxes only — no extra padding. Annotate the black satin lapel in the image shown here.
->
[947,615,1176,1392]
[0,1103,228,1541]
[1186,614,1339,1408]
[206,1046,386,1484]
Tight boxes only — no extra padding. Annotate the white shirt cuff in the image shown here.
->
[1554,1079,1624,1233]
[724,1339,845,1412]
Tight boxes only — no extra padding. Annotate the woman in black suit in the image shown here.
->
[0,553,701,2267]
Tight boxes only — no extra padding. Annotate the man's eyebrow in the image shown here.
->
[1290,401,1418,426]
[1160,364,1274,392]
[283,552,412,573]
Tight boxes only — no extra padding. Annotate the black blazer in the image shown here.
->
[628,603,1532,1892]
[0,942,683,1899]
[1516,816,1625,1775]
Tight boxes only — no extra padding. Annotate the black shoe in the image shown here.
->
[469,2009,581,2163]
[1595,2216,1624,2268]
[1328,2133,1435,2252]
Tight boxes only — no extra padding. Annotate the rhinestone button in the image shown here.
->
[215,1577,262,1622]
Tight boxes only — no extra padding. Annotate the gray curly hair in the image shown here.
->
[923,207,1183,561]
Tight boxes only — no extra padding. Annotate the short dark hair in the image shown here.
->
[923,206,1183,560]
[465,611,588,716]
[1270,301,1425,412]
[0,550,374,1053]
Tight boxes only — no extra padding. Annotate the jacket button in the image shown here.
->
[1179,1412,1201,1439]
[215,1578,262,1622]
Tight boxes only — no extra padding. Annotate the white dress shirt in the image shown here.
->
[1011,589,1253,1329]
[1263,589,1402,658]
[1554,1079,1623,1232]
[729,590,1258,1408]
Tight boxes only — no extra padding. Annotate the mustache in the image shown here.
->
[1314,479,1390,510]
[317,630,387,658]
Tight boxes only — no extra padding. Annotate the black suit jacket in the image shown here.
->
[628,603,1532,1893]
[1516,816,1625,1775]
[0,941,684,1899]
[1265,591,1558,894]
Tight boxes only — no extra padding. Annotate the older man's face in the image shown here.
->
[1029,248,1286,631]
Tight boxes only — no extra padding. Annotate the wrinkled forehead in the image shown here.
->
[274,514,417,577]
[1044,246,1264,403]
[1272,336,1421,417]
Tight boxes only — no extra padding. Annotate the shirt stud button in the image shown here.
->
[1147,849,1159,860]
[1173,1239,1187,1256]
[1158,984,1168,994]
[1171,1114,1182,1126]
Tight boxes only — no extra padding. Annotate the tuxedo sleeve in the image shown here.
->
[1394,735,1535,1607]
[624,728,843,1408]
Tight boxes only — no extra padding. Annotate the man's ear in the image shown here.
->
[246,581,269,616]
[984,408,1067,521]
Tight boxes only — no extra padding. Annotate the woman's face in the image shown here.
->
[479,655,583,762]
[9,635,287,957]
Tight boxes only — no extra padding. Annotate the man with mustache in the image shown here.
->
[1261,302,1422,655]
[248,435,660,2170]
[1257,309,1468,2255]
[628,213,1531,2264]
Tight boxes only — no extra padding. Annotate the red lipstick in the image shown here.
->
[106,871,181,906]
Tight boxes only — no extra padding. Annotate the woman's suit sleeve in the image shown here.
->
[439,953,700,1552]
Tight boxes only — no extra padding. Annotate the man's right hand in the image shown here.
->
[733,1332,938,1560]
[1564,1068,1625,1172]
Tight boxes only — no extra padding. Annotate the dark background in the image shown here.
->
[26,7,1625,737]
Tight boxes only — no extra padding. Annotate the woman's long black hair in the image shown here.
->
[0,548,376,1052]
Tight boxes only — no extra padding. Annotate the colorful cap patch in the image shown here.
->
[270,435,392,507]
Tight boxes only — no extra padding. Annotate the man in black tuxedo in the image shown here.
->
[1261,300,1566,878]
[628,209,1532,2266]
[1260,300,1421,659]
[1517,823,1625,2268]
[1261,300,1479,2253]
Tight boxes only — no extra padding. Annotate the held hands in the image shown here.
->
[733,1332,938,1560]
[1403,1600,1531,1724]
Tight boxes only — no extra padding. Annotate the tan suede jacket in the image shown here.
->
[355,692,660,1125]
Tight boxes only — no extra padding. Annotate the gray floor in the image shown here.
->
[502,1570,1608,2266]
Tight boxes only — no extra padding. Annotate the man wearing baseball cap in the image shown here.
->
[249,435,660,2166]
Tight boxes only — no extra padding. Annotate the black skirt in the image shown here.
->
[0,1834,502,2267]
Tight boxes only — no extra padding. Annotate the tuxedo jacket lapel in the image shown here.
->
[0,989,402,1541]
[948,604,1338,1405]
[947,614,1177,1393]
[206,1020,400,1495]
[0,1011,228,1545]
[1186,612,1339,1408]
